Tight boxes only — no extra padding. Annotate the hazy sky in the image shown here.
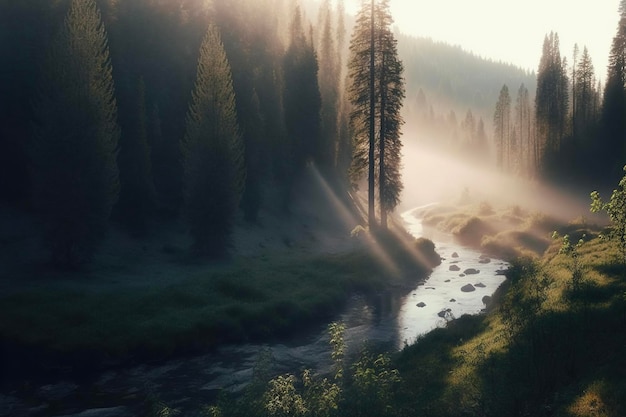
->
[341,0,621,79]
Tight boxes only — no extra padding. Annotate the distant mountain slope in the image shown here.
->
[397,31,537,120]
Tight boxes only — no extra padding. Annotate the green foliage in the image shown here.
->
[591,166,626,262]
[31,0,119,267]
[499,257,552,343]
[553,231,586,291]
[264,375,308,417]
[328,321,346,380]
[347,351,401,417]
[182,24,245,256]
[204,320,404,417]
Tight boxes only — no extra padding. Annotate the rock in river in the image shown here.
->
[464,268,480,275]
[475,282,486,288]
[451,252,459,258]
[449,265,461,271]
[416,302,426,308]
[461,284,476,292]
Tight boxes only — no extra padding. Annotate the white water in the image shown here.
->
[396,207,508,345]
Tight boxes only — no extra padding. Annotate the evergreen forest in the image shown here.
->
[1,1,626,416]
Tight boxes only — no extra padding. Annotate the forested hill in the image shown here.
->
[398,32,537,119]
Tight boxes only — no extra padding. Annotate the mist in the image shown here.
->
[399,130,601,225]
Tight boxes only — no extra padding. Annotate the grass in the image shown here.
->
[0,231,439,378]
[394,227,626,416]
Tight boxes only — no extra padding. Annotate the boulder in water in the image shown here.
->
[482,295,492,307]
[451,252,459,258]
[449,265,461,271]
[461,284,476,292]
[416,302,426,308]
[464,268,480,275]
[475,282,486,288]
[437,308,452,318]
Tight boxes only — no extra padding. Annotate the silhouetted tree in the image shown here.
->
[535,32,569,173]
[182,24,245,256]
[349,0,405,230]
[317,0,340,171]
[31,0,120,268]
[282,6,322,187]
[601,0,626,179]
[377,3,405,229]
[573,47,597,139]
[515,83,533,176]
[494,84,511,171]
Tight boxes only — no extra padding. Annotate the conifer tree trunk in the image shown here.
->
[379,47,387,229]
[368,0,376,229]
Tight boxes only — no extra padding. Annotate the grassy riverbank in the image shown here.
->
[0,230,440,378]
[143,201,625,417]
[395,203,626,416]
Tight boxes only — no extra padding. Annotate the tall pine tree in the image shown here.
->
[494,84,511,171]
[535,32,569,174]
[601,0,626,179]
[348,0,404,230]
[281,6,322,210]
[182,24,245,256]
[31,0,120,268]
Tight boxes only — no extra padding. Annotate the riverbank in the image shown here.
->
[0,224,440,383]
[394,202,626,416]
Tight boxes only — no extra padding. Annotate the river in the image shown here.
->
[0,206,507,417]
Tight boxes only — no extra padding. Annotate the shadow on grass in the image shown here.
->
[394,314,489,415]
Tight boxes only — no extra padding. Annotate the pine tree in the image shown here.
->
[282,6,322,173]
[515,83,532,176]
[494,84,511,171]
[348,0,405,230]
[31,0,120,268]
[535,32,569,173]
[317,0,340,171]
[574,47,596,137]
[601,0,626,178]
[182,24,245,256]
[377,3,405,228]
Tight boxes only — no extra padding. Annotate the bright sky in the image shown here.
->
[341,0,621,79]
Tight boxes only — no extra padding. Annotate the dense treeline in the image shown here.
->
[398,33,535,165]
[492,1,626,187]
[0,0,355,264]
